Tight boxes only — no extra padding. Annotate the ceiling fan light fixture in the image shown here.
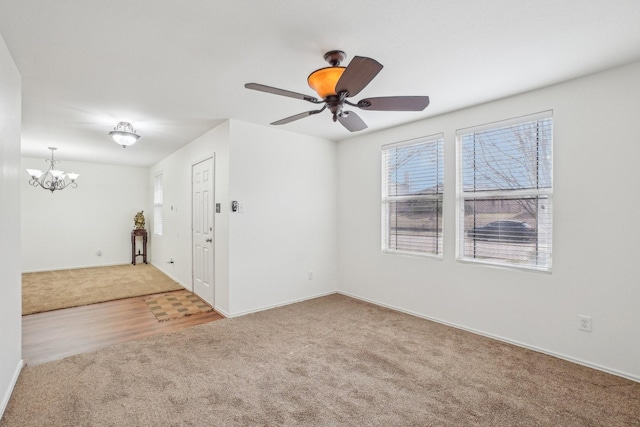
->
[108,122,140,148]
[245,49,429,133]
[307,67,345,99]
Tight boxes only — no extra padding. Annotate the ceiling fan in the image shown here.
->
[245,50,430,132]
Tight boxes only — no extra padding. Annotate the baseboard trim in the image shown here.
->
[0,359,24,419]
[22,263,130,274]
[337,291,640,384]
[213,306,231,318]
[227,291,337,318]
[149,263,189,291]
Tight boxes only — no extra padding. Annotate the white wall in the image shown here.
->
[150,120,338,316]
[227,120,338,315]
[21,159,149,272]
[0,34,23,417]
[337,60,640,381]
[149,122,231,313]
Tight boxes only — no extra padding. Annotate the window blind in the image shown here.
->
[456,112,553,271]
[382,134,444,257]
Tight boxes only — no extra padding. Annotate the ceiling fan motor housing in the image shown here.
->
[326,95,343,121]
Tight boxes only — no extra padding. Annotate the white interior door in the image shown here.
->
[192,157,214,306]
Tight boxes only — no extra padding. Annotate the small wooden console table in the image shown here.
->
[131,229,148,265]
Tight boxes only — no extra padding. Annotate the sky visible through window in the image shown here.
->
[387,142,443,196]
[460,119,552,192]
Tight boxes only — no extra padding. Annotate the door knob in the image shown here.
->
[206,238,212,242]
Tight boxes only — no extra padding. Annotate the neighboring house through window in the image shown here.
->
[456,111,553,271]
[382,134,444,257]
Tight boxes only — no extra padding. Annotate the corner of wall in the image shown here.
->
[0,33,23,420]
[0,360,23,418]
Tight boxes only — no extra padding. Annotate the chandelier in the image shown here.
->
[26,147,79,193]
[108,121,140,148]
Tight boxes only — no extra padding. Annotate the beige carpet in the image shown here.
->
[22,264,183,315]
[3,294,639,426]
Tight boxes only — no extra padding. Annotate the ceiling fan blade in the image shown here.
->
[271,108,324,125]
[245,83,318,103]
[335,56,383,98]
[338,111,368,132]
[358,96,430,111]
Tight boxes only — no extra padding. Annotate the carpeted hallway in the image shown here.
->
[2,294,639,426]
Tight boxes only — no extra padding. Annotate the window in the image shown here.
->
[456,111,552,271]
[382,134,444,257]
[154,172,163,236]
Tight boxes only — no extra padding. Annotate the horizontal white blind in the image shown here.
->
[154,172,163,236]
[382,134,444,256]
[457,112,552,271]
[459,117,552,192]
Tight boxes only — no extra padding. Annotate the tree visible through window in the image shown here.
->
[382,134,444,257]
[456,111,553,271]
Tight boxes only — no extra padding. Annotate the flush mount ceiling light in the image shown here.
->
[108,122,140,148]
[26,147,79,193]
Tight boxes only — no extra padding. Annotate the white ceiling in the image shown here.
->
[1,0,639,167]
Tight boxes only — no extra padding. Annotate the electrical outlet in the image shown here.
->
[308,272,313,280]
[578,315,592,332]
[97,249,102,256]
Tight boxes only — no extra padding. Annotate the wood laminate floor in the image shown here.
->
[22,290,224,366]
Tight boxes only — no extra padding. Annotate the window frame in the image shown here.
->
[455,111,553,272]
[381,134,445,258]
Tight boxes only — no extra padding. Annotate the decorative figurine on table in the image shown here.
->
[134,210,146,230]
